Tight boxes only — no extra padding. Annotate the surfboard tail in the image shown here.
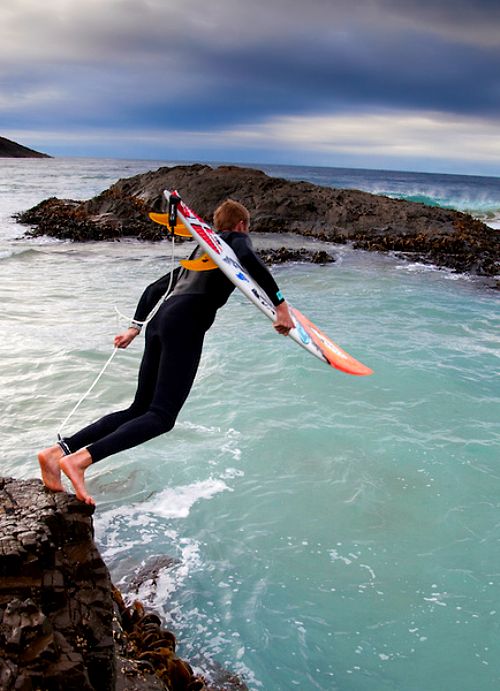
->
[292,308,373,376]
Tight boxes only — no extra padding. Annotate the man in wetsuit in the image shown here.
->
[38,200,294,505]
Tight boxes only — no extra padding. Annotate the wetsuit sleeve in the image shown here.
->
[226,233,284,306]
[132,267,181,324]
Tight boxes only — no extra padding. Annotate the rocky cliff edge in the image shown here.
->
[0,477,247,691]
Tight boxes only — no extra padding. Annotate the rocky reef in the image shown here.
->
[15,163,499,282]
[0,477,246,691]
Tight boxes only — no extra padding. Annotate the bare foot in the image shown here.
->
[38,445,64,492]
[60,449,95,506]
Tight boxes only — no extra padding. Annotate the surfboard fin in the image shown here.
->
[180,253,218,271]
[148,212,192,237]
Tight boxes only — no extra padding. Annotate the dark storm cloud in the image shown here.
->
[190,31,500,122]
[1,0,499,168]
[4,22,496,132]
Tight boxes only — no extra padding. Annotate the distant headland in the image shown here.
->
[0,135,51,158]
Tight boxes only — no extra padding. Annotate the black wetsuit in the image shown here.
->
[61,232,283,463]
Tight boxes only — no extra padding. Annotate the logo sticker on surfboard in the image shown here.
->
[296,323,311,345]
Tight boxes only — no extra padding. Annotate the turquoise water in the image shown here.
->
[0,159,499,690]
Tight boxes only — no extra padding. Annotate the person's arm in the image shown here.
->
[228,233,294,335]
[273,301,294,336]
[114,267,181,348]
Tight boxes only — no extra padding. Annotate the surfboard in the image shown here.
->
[160,190,373,375]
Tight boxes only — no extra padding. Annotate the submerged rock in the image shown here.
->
[15,164,499,281]
[128,555,181,598]
[0,477,247,691]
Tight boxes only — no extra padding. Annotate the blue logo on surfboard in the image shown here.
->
[296,323,311,344]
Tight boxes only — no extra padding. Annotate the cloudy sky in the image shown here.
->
[1,0,500,174]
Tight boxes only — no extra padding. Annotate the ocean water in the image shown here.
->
[0,158,499,690]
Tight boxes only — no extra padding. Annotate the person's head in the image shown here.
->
[213,199,250,233]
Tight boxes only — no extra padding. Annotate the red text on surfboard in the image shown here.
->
[190,223,223,255]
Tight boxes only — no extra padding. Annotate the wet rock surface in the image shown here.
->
[128,556,181,597]
[257,246,334,265]
[15,164,499,283]
[0,477,114,690]
[0,477,246,691]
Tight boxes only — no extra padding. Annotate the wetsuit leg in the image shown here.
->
[64,296,210,463]
[62,330,163,453]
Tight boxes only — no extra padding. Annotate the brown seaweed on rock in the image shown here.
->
[112,590,207,691]
[351,214,499,277]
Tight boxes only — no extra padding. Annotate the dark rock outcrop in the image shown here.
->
[0,477,245,691]
[257,247,334,265]
[0,135,51,158]
[15,164,499,280]
[0,477,115,690]
[128,556,182,597]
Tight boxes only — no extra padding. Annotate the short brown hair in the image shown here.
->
[213,199,250,231]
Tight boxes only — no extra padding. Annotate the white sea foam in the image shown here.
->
[96,477,232,537]
[176,420,223,435]
[394,259,474,281]
[140,478,232,519]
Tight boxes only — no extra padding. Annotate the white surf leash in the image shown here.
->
[57,233,179,439]
[57,347,120,440]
